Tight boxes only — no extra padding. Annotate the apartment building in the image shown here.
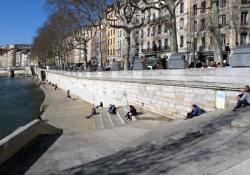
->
[138,0,190,60]
[0,44,31,68]
[187,0,250,63]
[106,9,117,63]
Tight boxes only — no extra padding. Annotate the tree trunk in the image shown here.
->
[210,0,223,65]
[170,9,178,53]
[125,32,131,70]
[83,41,88,69]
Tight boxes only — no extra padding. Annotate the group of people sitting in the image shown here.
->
[86,102,138,121]
[233,85,250,111]
[185,85,250,120]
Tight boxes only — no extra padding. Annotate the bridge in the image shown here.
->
[0,67,26,77]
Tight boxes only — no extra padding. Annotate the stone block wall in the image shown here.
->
[45,69,244,119]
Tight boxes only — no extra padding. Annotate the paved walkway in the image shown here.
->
[22,85,169,175]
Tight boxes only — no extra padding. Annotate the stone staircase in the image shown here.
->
[92,106,170,130]
[92,106,133,129]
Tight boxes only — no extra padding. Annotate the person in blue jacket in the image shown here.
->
[186,104,202,119]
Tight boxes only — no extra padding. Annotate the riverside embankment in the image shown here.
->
[0,84,168,174]
[39,67,250,119]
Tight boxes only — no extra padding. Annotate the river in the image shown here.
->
[0,76,44,140]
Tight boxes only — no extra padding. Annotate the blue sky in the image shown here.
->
[0,0,47,45]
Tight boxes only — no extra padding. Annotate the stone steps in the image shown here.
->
[93,107,138,130]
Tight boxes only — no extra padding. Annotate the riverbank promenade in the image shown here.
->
[0,84,168,175]
[1,83,250,175]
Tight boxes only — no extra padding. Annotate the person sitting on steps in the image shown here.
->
[86,105,97,118]
[186,104,203,120]
[108,104,117,114]
[125,105,137,121]
[233,85,250,111]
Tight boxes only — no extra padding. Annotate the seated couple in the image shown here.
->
[232,85,250,111]
[108,104,117,114]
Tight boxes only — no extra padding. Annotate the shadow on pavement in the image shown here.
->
[0,133,61,175]
[58,110,247,175]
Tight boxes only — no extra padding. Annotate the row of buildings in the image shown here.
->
[65,0,249,68]
[0,44,35,68]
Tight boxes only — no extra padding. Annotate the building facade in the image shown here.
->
[0,44,31,68]
[187,0,250,64]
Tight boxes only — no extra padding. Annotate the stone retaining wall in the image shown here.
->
[44,68,249,119]
[0,120,62,166]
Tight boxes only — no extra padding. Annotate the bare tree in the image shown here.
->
[105,0,146,70]
[208,0,223,65]
[48,0,106,69]
[131,0,183,54]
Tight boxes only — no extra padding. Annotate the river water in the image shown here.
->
[0,76,44,140]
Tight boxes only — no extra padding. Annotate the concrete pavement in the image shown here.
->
[21,84,169,175]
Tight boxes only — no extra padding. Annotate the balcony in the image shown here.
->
[146,15,170,25]
[141,47,171,54]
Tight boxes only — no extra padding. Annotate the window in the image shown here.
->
[152,26,156,36]
[194,37,197,51]
[152,41,156,51]
[164,38,169,49]
[147,42,150,49]
[201,36,206,48]
[219,15,226,28]
[220,0,227,8]
[240,32,247,45]
[221,33,226,46]
[201,1,206,13]
[147,28,150,36]
[242,0,248,4]
[153,13,156,21]
[164,23,168,32]
[201,18,206,31]
[180,2,184,14]
[194,20,197,31]
[159,40,162,50]
[180,18,184,29]
[193,4,197,16]
[141,30,144,38]
[158,25,162,34]
[141,17,144,23]
[241,12,248,25]
[180,36,184,48]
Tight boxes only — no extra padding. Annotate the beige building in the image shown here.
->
[0,44,31,68]
[138,1,190,61]
[187,0,250,64]
[106,9,118,64]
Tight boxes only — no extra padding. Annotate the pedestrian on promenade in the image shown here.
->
[186,104,203,119]
[66,90,71,101]
[233,85,250,111]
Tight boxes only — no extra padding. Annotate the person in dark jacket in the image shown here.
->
[186,104,202,119]
[86,106,97,118]
[108,104,117,114]
[125,105,137,121]
[96,102,103,109]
